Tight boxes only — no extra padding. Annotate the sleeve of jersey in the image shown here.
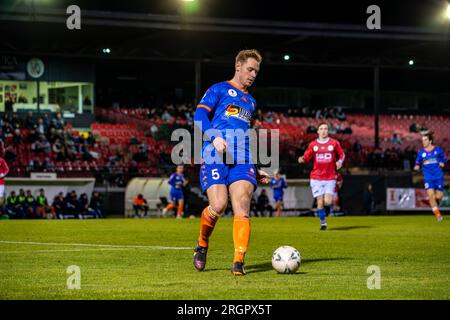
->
[0,159,9,176]
[335,141,345,164]
[415,152,422,167]
[194,86,219,137]
[303,143,314,162]
[439,149,447,164]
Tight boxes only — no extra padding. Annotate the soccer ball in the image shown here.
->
[271,246,301,274]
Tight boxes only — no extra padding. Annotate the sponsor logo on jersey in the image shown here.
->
[228,89,238,97]
[316,153,332,161]
[224,104,252,123]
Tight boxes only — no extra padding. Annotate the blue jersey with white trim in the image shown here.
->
[197,81,257,164]
[415,146,446,181]
[270,177,287,197]
[168,173,184,190]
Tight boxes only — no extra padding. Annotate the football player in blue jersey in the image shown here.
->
[192,49,270,275]
[163,165,187,219]
[414,132,447,222]
[270,170,288,217]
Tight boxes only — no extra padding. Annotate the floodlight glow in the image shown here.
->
[447,4,450,19]
[283,55,290,61]
[408,59,414,66]
[102,48,111,54]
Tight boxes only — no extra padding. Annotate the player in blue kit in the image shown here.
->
[192,49,270,276]
[163,165,187,219]
[414,132,447,222]
[270,170,287,217]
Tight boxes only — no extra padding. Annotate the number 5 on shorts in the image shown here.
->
[212,168,220,180]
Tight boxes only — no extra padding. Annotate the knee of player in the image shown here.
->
[209,202,227,216]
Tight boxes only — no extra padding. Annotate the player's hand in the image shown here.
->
[336,161,342,170]
[298,156,305,164]
[413,165,420,171]
[439,162,445,168]
[212,137,227,153]
[257,169,271,184]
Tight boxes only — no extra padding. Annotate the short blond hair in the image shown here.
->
[235,49,262,64]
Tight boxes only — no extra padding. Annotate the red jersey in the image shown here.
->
[303,138,345,180]
[0,157,9,185]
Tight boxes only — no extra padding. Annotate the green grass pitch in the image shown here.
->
[0,216,449,300]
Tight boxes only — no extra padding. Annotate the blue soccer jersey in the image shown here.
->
[196,81,258,192]
[270,177,287,201]
[197,81,257,164]
[415,146,447,190]
[168,173,184,200]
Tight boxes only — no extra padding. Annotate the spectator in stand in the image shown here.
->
[409,123,418,133]
[36,118,47,136]
[129,135,140,145]
[24,111,35,130]
[27,158,42,173]
[390,133,403,145]
[52,192,66,219]
[41,157,55,172]
[353,141,362,154]
[133,193,149,218]
[54,113,65,130]
[89,192,104,218]
[133,143,149,162]
[12,128,22,144]
[24,190,37,218]
[307,123,317,134]
[161,110,174,122]
[336,107,346,121]
[4,145,17,163]
[129,160,139,177]
[36,189,54,219]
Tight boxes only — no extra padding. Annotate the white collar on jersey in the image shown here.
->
[316,137,330,144]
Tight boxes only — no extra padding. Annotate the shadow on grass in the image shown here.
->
[201,257,352,274]
[245,257,351,274]
[328,226,373,231]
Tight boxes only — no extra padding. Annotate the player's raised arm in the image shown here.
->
[0,158,9,178]
[335,141,345,170]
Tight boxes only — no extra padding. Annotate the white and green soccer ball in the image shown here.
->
[271,246,301,274]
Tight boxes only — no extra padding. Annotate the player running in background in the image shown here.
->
[270,170,288,217]
[163,165,188,219]
[414,132,447,222]
[298,122,345,230]
[0,156,10,216]
[192,49,270,275]
[330,172,343,216]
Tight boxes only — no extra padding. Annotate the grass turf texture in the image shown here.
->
[0,216,449,300]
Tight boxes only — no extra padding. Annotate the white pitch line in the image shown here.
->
[0,248,133,254]
[0,240,192,250]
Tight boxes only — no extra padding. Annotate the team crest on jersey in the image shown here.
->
[422,153,426,158]
[313,146,319,152]
[228,89,237,97]
[224,104,251,123]
[328,145,334,151]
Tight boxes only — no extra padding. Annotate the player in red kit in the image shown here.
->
[0,156,10,216]
[298,122,345,230]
